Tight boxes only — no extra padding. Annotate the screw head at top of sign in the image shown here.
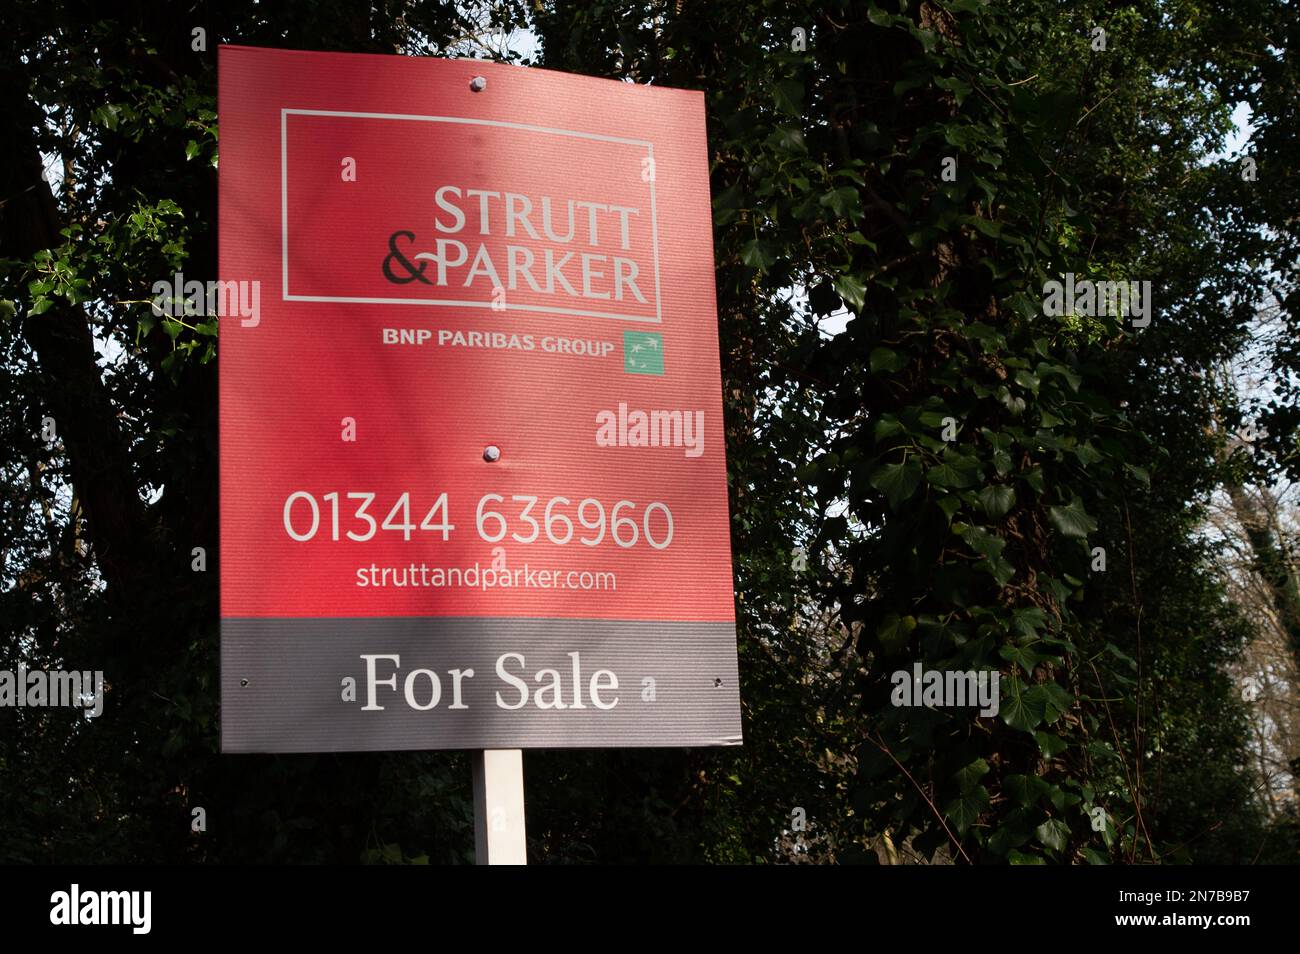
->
[470,76,487,92]
[483,445,501,462]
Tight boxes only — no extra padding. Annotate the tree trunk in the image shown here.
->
[0,65,155,611]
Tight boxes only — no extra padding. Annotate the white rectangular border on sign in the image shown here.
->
[280,109,663,324]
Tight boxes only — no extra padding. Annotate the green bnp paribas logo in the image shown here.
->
[623,330,664,375]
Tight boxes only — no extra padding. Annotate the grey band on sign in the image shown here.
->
[221,617,742,752]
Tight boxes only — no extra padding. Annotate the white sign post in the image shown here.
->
[472,749,527,865]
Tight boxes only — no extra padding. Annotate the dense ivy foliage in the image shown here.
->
[1,0,1297,863]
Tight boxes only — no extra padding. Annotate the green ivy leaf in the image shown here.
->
[989,815,1033,855]
[1029,682,1073,723]
[769,126,807,153]
[869,459,922,508]
[1003,773,1051,807]
[1007,848,1046,865]
[1035,817,1070,853]
[1124,463,1151,487]
[1073,442,1104,466]
[977,484,1016,519]
[944,784,989,834]
[1001,676,1048,732]
[961,525,1005,561]
[834,273,867,311]
[927,456,979,489]
[739,239,774,270]
[937,494,963,522]
[875,613,917,654]
[1048,496,1098,539]
[820,186,861,218]
[1035,731,1069,758]
[999,643,1050,677]
[874,414,904,441]
[773,79,804,116]
[869,347,906,373]
[955,757,990,792]
[1013,369,1040,395]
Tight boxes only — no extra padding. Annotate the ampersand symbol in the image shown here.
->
[382,230,432,284]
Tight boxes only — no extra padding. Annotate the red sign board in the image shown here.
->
[219,46,739,751]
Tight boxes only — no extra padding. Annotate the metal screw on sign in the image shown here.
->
[239,678,249,688]
[714,678,723,688]
[483,445,501,462]
[470,76,487,92]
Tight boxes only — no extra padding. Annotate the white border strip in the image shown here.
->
[281,112,289,299]
[280,109,662,325]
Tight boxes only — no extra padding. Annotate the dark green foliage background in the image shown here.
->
[1,0,1297,863]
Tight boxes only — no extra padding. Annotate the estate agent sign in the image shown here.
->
[219,46,739,752]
